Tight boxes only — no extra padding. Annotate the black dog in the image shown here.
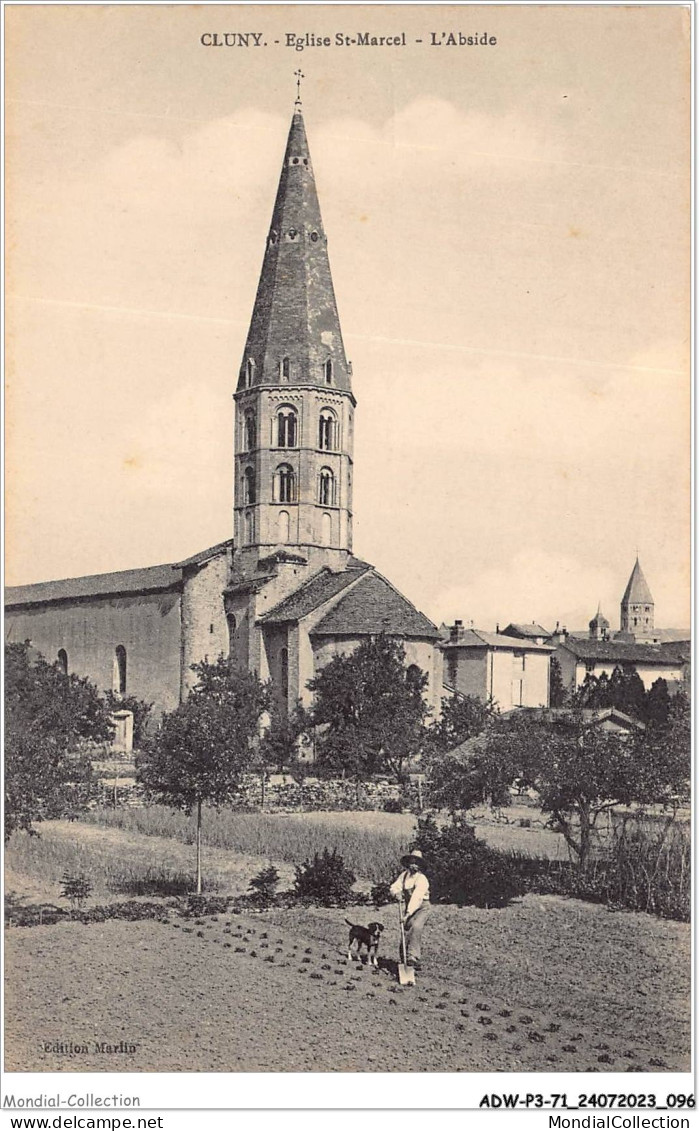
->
[345,919,384,966]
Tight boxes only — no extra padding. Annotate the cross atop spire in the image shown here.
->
[294,69,304,106]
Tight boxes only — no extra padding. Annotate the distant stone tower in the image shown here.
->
[232,101,354,576]
[620,558,654,639]
[588,603,610,641]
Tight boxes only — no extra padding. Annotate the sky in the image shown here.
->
[5,4,691,632]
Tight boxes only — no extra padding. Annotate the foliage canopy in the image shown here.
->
[5,642,112,840]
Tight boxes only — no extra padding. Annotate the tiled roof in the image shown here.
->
[236,107,352,397]
[501,706,645,731]
[6,562,182,608]
[310,572,439,638]
[442,629,553,652]
[559,638,685,664]
[502,622,550,639]
[259,564,370,624]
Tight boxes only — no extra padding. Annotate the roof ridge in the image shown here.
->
[259,566,332,620]
[258,562,371,623]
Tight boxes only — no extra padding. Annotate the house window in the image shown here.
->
[276,464,296,504]
[113,646,127,695]
[243,466,256,505]
[585,660,596,673]
[318,467,335,506]
[243,409,256,451]
[280,647,289,700]
[447,655,458,686]
[244,358,255,388]
[57,649,68,675]
[280,357,290,382]
[276,407,298,448]
[318,409,336,451]
[324,359,333,385]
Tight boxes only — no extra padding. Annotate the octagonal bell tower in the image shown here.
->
[233,100,355,577]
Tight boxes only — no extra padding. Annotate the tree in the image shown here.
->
[5,642,112,840]
[573,664,647,719]
[428,693,493,753]
[480,709,690,868]
[136,656,269,892]
[548,656,568,707]
[307,636,430,786]
[644,678,672,730]
[259,702,308,772]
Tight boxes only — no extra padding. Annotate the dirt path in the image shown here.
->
[4,899,688,1073]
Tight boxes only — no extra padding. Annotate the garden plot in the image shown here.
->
[4,897,688,1073]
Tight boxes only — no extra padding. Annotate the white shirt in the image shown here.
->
[390,869,430,916]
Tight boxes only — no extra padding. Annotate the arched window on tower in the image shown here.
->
[275,464,296,504]
[280,357,290,382]
[324,359,333,385]
[278,510,290,543]
[321,512,332,546]
[244,511,255,545]
[318,467,336,507]
[244,358,255,388]
[57,649,68,675]
[113,646,127,695]
[318,409,336,451]
[243,466,256,505]
[276,406,298,448]
[243,409,256,451]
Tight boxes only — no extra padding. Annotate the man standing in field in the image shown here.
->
[390,850,431,970]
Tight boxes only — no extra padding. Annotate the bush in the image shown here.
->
[501,818,690,923]
[414,814,526,908]
[294,848,356,907]
[370,881,393,907]
[382,798,404,814]
[248,866,280,907]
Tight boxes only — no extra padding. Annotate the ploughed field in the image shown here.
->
[4,818,690,1073]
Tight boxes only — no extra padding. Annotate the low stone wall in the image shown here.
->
[232,775,422,813]
[94,774,423,813]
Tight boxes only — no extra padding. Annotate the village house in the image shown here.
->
[441,620,553,711]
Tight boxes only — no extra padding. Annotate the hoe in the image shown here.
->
[397,900,416,986]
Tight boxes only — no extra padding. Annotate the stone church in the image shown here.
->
[5,101,443,722]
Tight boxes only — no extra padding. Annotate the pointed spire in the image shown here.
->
[237,102,352,394]
[621,558,654,606]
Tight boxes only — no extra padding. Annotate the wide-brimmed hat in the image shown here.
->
[401,849,424,868]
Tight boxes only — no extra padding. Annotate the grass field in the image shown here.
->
[83,803,575,878]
